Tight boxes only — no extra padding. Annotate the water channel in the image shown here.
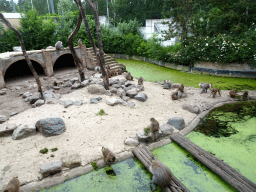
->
[40,59,256,191]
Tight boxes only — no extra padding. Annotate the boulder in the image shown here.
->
[124,137,139,146]
[0,124,17,137]
[111,83,122,89]
[122,96,130,102]
[87,84,106,95]
[81,80,89,87]
[61,153,81,169]
[32,99,45,108]
[148,131,161,142]
[36,118,66,137]
[22,92,32,99]
[136,85,144,92]
[117,88,126,98]
[125,84,136,92]
[0,90,7,95]
[136,129,149,142]
[167,117,185,131]
[64,99,73,108]
[74,100,83,106]
[128,102,135,108]
[90,98,99,104]
[10,112,18,116]
[71,82,81,89]
[134,93,148,102]
[126,88,138,98]
[109,78,119,85]
[182,104,201,114]
[63,81,72,87]
[171,83,182,88]
[106,97,118,106]
[159,124,174,136]
[110,87,118,94]
[40,160,62,178]
[12,124,37,140]
[0,115,9,123]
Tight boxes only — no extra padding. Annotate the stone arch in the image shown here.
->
[3,57,45,77]
[53,53,76,71]
[3,58,45,81]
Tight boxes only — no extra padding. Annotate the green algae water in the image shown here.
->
[40,158,152,192]
[116,59,256,90]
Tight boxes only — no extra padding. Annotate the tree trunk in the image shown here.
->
[74,0,109,90]
[0,12,43,98]
[68,12,85,82]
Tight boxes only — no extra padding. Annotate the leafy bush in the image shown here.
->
[117,19,142,35]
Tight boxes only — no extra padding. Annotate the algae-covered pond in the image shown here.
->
[116,59,256,91]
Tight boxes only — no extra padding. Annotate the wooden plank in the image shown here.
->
[174,133,256,191]
[171,133,254,192]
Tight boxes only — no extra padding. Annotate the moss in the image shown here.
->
[51,148,58,152]
[96,109,108,116]
[91,161,99,171]
[144,127,150,135]
[39,148,48,154]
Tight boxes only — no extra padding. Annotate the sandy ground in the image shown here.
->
[1,71,256,190]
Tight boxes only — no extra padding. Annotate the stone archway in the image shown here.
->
[53,53,76,72]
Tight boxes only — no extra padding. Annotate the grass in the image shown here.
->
[39,148,48,154]
[91,161,99,171]
[116,59,256,91]
[96,109,108,116]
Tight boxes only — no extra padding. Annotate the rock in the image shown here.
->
[0,115,9,123]
[32,99,45,108]
[81,80,89,87]
[10,111,18,116]
[126,88,138,98]
[136,129,149,142]
[61,153,81,169]
[181,92,188,98]
[94,73,102,78]
[43,91,60,100]
[122,96,130,102]
[0,124,17,137]
[109,78,119,85]
[136,85,144,92]
[90,98,99,104]
[106,90,113,96]
[111,84,122,89]
[0,90,7,95]
[71,82,81,89]
[96,97,103,101]
[125,81,134,87]
[159,124,174,136]
[63,81,72,87]
[171,83,182,88]
[182,104,201,114]
[110,87,118,94]
[90,78,103,85]
[163,82,172,89]
[106,97,118,106]
[128,102,135,108]
[74,100,83,106]
[117,99,128,106]
[64,99,73,108]
[148,131,161,142]
[124,137,139,146]
[87,84,106,95]
[70,77,79,84]
[134,93,148,102]
[22,91,32,99]
[12,124,37,140]
[125,84,136,92]
[119,78,127,85]
[35,117,66,137]
[40,160,62,178]
[27,93,42,104]
[45,98,60,104]
[167,117,185,131]
[52,86,60,90]
[117,88,126,97]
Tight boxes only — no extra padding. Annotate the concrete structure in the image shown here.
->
[1,13,22,30]
[139,18,178,47]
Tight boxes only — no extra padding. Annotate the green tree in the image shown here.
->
[0,0,12,12]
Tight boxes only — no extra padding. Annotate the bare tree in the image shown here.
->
[68,11,85,82]
[74,0,109,90]
[0,12,43,98]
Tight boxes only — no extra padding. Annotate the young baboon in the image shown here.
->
[124,72,133,81]
[210,88,221,98]
[4,176,20,192]
[163,80,172,89]
[55,41,63,50]
[178,84,184,93]
[138,77,144,85]
[102,147,116,166]
[199,83,212,94]
[242,91,248,100]
[229,90,237,98]
[171,91,178,100]
[149,158,180,191]
[78,38,83,47]
[150,118,159,133]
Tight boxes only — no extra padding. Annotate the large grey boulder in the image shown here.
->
[111,83,122,89]
[0,124,17,137]
[182,104,201,114]
[124,137,139,146]
[136,85,144,92]
[106,97,118,106]
[63,99,73,108]
[126,88,138,98]
[134,93,148,102]
[159,124,174,136]
[125,84,136,92]
[117,88,126,97]
[81,80,89,87]
[32,99,45,108]
[0,115,9,123]
[110,87,118,94]
[36,117,66,137]
[136,129,149,142]
[167,117,185,131]
[12,124,37,140]
[71,82,81,89]
[63,81,72,87]
[109,78,119,85]
[87,84,106,94]
[74,100,83,106]
[171,83,182,88]
[61,153,81,169]
[22,91,32,99]
[40,160,62,178]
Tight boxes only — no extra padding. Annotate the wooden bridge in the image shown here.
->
[133,133,256,192]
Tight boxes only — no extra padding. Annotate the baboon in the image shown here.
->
[124,72,133,81]
[171,91,178,100]
[4,176,20,192]
[199,83,212,94]
[149,158,180,191]
[55,41,63,50]
[164,80,171,84]
[229,90,237,98]
[210,88,221,98]
[102,147,116,166]
[138,77,144,85]
[163,80,172,89]
[150,118,159,133]
[178,84,184,93]
[242,91,248,100]
[78,38,83,47]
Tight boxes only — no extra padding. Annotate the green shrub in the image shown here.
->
[39,148,48,154]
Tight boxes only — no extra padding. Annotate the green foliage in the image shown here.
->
[0,26,19,53]
[51,147,58,152]
[39,148,48,154]
[117,19,141,35]
[96,109,108,116]
[144,127,150,135]
[91,161,99,171]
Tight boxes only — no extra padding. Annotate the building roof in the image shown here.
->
[2,13,22,19]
